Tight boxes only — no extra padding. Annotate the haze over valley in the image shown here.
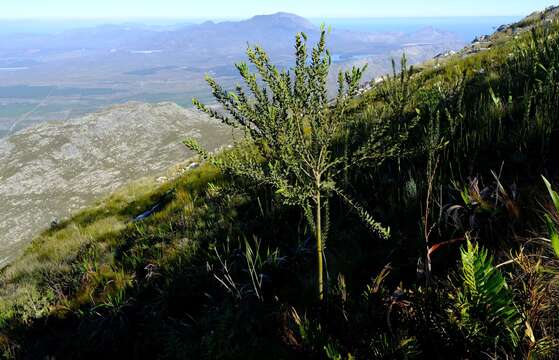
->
[0,13,516,138]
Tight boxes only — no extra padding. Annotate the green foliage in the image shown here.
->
[543,177,559,211]
[3,10,559,360]
[187,28,389,300]
[356,55,421,167]
[542,176,559,258]
[324,344,355,360]
[368,333,421,360]
[0,285,54,327]
[451,240,522,350]
[291,307,326,352]
[378,55,417,119]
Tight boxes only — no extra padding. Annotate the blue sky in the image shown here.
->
[0,0,556,19]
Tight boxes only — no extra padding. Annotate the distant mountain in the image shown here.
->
[145,13,321,55]
[118,13,462,58]
[229,12,317,32]
[0,24,153,52]
[403,26,459,43]
[0,12,463,56]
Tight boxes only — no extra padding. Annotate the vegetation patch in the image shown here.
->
[1,8,559,360]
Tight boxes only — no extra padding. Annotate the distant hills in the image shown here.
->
[0,13,466,137]
[0,12,464,58]
[145,13,462,54]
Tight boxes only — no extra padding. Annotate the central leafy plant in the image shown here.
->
[186,28,390,301]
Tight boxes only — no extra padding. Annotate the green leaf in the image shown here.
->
[545,214,559,258]
[488,86,501,108]
[460,186,471,206]
[456,240,522,348]
[552,233,559,259]
[542,176,559,212]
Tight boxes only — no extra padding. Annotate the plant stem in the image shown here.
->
[316,189,324,301]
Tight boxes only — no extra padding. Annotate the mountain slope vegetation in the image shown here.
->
[1,6,559,359]
[0,102,229,267]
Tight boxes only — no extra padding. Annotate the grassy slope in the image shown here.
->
[2,8,559,360]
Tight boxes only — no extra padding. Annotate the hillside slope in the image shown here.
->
[1,6,559,360]
[0,102,229,267]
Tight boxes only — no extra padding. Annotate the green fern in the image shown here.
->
[452,240,522,350]
[368,333,421,360]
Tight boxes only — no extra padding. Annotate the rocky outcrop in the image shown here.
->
[0,102,229,266]
[427,6,559,63]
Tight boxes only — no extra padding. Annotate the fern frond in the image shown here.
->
[454,240,522,349]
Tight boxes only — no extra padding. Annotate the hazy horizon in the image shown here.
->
[0,14,535,21]
[0,14,522,42]
[0,0,556,19]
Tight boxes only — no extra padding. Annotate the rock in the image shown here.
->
[50,218,59,229]
[472,35,491,46]
[434,50,456,59]
[187,162,200,170]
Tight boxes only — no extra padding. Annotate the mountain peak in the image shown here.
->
[250,12,304,19]
[245,12,316,30]
[268,12,305,18]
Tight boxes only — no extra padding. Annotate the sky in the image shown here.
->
[0,0,556,19]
